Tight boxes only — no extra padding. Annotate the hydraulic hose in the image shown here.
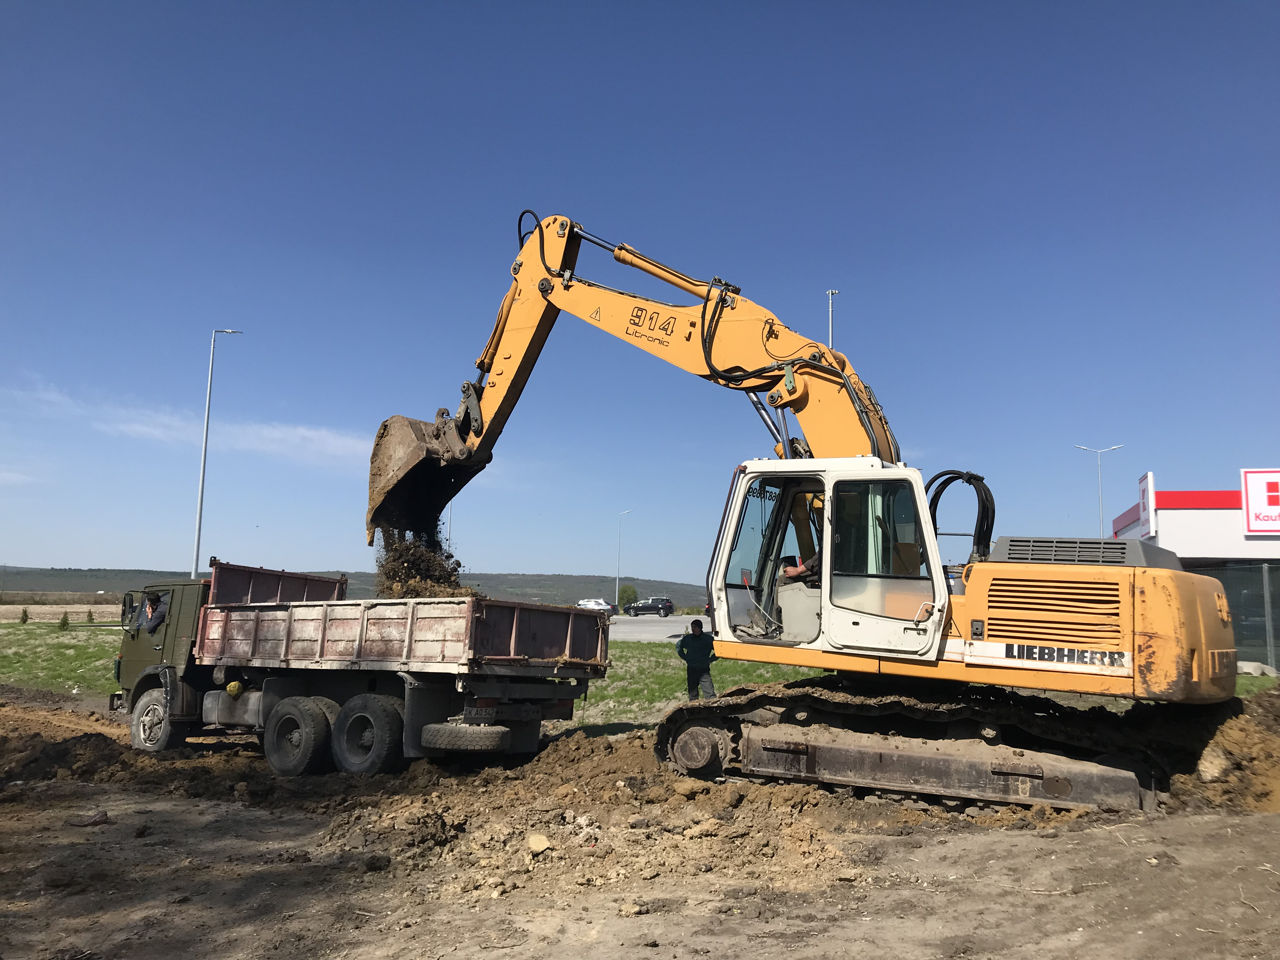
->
[925,470,996,562]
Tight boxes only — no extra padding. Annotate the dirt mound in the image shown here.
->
[5,692,1280,960]
[5,690,1280,902]
[316,729,1091,900]
[0,705,1073,898]
[1168,687,1280,812]
[0,731,128,782]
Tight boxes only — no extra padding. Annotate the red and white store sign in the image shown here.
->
[1241,469,1280,535]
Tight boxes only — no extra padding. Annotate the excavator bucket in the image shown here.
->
[366,412,490,545]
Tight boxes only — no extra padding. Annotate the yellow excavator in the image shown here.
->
[368,211,1237,811]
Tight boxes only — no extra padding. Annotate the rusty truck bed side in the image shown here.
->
[195,596,608,677]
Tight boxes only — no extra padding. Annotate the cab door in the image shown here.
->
[157,585,197,677]
[118,589,168,694]
[819,467,949,659]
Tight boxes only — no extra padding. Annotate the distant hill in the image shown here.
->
[0,565,706,609]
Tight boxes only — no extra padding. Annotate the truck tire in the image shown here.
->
[332,694,404,775]
[130,688,188,752]
[312,696,341,728]
[421,723,510,754]
[263,696,332,777]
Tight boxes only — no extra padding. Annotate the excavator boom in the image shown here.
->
[367,212,898,543]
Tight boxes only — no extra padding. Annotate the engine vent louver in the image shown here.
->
[986,578,1123,646]
[989,537,1183,570]
[996,538,1129,565]
[988,578,1121,615]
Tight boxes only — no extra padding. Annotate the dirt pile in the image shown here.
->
[0,700,1086,901]
[311,729,1100,901]
[1168,686,1280,812]
[0,731,128,782]
[374,531,479,599]
[5,689,1280,960]
[4,688,1280,903]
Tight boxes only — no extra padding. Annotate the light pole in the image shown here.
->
[826,289,839,347]
[615,509,631,607]
[1074,443,1123,539]
[192,329,242,578]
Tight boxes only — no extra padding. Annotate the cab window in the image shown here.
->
[830,479,932,620]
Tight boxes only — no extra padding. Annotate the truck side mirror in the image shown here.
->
[121,593,136,630]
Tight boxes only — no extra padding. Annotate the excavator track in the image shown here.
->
[655,675,1235,812]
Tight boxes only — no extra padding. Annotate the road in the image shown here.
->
[606,613,698,643]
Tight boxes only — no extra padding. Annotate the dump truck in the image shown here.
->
[110,558,608,776]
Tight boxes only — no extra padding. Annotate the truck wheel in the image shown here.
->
[421,723,510,754]
[332,694,404,775]
[263,696,333,777]
[130,688,187,752]
[629,609,638,617]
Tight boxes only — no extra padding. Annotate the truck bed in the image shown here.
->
[195,596,608,677]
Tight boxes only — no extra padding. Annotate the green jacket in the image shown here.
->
[676,630,715,670]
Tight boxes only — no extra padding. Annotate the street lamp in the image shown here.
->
[192,329,243,578]
[1074,443,1124,539]
[615,509,632,607]
[826,289,839,347]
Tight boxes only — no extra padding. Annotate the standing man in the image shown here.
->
[676,619,717,701]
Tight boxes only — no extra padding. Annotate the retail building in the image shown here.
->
[1112,469,1279,668]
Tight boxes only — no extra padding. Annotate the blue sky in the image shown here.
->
[1,1,1276,585]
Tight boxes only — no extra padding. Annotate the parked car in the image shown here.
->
[576,598,618,616]
[623,596,674,618]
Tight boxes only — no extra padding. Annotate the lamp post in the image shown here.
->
[615,509,632,607]
[826,289,839,347]
[1074,443,1123,539]
[192,329,242,578]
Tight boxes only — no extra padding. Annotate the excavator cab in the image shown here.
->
[711,458,950,661]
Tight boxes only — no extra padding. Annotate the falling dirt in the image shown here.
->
[3,686,1280,959]
[373,530,480,600]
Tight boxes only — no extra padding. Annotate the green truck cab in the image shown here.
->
[115,576,209,749]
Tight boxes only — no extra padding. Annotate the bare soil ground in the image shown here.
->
[2,686,1279,960]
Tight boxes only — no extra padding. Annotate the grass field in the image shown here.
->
[575,640,821,726]
[1235,674,1278,698]
[0,623,1274,721]
[0,622,122,697]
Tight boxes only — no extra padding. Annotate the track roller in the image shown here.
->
[668,721,731,777]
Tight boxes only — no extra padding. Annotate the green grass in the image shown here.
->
[575,640,820,727]
[0,622,121,697]
[1236,674,1278,697]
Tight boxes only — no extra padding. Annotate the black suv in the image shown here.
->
[623,596,674,618]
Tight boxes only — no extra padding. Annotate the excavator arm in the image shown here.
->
[367,212,900,544]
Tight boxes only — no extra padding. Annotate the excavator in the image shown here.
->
[368,211,1237,811]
